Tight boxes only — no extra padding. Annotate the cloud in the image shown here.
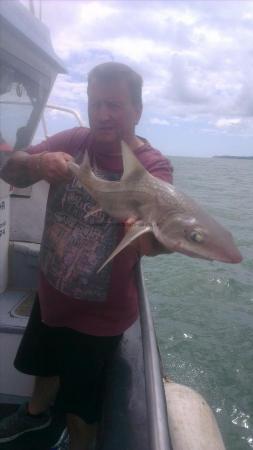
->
[213,117,253,136]
[235,77,253,117]
[215,118,242,129]
[27,0,253,146]
[150,118,170,126]
[48,75,85,105]
[169,54,210,105]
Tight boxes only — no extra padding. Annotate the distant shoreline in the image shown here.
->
[213,155,253,160]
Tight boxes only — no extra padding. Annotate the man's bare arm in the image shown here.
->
[0,151,74,187]
[1,151,41,187]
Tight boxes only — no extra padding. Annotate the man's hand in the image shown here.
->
[124,217,170,257]
[34,151,74,184]
[1,150,74,187]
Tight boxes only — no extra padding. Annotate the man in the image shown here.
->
[0,62,173,450]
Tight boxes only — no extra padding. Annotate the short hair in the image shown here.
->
[87,62,143,108]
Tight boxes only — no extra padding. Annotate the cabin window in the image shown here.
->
[0,62,46,151]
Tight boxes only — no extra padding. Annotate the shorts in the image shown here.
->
[14,296,122,424]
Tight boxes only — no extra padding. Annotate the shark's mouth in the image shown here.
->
[180,247,242,264]
[181,248,213,261]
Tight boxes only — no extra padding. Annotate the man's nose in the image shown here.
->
[97,103,111,121]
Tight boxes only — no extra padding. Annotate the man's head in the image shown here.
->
[87,62,143,144]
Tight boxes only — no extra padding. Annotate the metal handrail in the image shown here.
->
[45,103,84,126]
[136,263,172,450]
[42,104,84,137]
[0,101,84,128]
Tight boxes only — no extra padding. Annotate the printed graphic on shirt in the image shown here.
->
[40,172,121,302]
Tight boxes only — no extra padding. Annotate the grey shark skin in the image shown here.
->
[68,141,243,271]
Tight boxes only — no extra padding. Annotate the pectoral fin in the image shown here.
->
[97,222,152,273]
[84,206,103,219]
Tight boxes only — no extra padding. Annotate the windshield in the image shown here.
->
[0,62,47,152]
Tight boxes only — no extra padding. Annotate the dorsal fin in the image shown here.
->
[121,141,147,180]
[79,150,92,180]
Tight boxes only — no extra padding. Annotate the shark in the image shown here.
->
[68,141,243,271]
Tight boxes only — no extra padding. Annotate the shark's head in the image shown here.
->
[154,208,243,264]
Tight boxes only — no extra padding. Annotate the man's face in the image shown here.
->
[88,78,142,144]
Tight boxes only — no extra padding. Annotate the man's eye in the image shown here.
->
[108,103,120,110]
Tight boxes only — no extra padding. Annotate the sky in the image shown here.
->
[25,0,253,157]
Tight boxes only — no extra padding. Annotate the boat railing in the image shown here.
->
[41,104,85,137]
[136,262,172,450]
[0,100,85,141]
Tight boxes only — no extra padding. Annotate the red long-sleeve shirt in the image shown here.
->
[28,127,173,335]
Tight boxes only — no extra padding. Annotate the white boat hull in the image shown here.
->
[164,380,226,450]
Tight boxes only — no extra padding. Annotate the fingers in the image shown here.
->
[124,217,166,256]
[40,152,74,183]
[124,217,153,256]
[124,216,137,232]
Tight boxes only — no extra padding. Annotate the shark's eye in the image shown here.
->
[190,230,204,243]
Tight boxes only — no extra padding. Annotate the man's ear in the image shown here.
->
[134,105,143,125]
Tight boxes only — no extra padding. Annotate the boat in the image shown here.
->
[0,2,226,449]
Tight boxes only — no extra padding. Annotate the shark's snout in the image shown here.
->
[221,248,243,264]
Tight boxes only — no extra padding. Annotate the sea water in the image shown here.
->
[142,156,253,450]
